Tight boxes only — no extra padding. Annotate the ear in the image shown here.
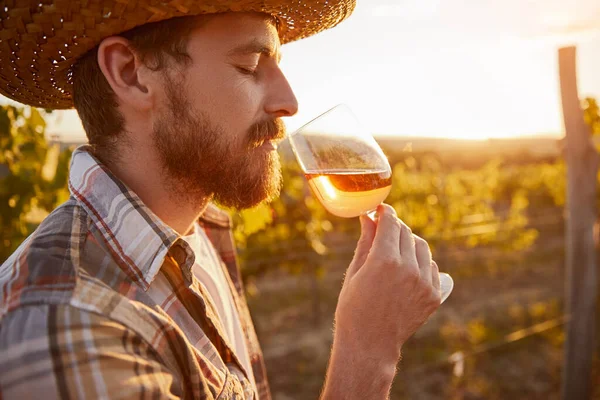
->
[97,36,153,111]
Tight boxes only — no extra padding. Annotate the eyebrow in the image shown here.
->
[227,39,282,63]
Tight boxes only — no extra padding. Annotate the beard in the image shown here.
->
[152,75,285,210]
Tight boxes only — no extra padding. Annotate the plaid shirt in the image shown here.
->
[0,146,271,399]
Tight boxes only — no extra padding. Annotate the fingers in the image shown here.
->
[414,235,432,285]
[368,204,401,262]
[347,215,377,278]
[431,261,441,294]
[367,206,438,301]
[399,222,417,265]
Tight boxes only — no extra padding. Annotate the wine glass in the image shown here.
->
[288,104,453,303]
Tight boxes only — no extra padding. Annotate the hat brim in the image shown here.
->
[0,0,355,110]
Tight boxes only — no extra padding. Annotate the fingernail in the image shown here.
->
[365,210,378,222]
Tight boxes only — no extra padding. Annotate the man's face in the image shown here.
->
[152,12,298,209]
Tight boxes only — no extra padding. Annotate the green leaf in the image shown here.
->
[0,108,10,139]
[28,108,46,133]
[239,203,272,236]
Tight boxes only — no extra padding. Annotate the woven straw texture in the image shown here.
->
[0,0,355,109]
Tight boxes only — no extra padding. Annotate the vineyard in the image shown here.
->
[2,101,600,399]
[234,140,600,399]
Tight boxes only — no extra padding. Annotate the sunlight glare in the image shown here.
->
[317,176,338,200]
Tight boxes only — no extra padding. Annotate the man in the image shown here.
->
[0,1,442,399]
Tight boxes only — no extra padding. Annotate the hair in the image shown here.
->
[72,15,204,162]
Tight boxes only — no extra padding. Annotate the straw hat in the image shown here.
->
[0,0,355,110]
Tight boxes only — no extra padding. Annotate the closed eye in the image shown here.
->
[236,66,258,76]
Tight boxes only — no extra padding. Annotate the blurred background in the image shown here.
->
[2,1,600,399]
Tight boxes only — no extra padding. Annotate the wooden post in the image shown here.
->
[559,46,599,400]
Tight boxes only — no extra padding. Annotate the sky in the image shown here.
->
[8,0,600,140]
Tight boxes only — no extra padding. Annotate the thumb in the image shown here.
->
[347,215,376,278]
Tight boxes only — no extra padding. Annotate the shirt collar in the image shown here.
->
[199,203,232,228]
[69,145,187,290]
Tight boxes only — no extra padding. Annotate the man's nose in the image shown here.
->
[264,69,299,118]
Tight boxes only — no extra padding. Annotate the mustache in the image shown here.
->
[247,118,287,148]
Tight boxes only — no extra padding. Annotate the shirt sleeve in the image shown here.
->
[0,304,184,399]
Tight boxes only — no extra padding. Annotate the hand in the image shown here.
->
[334,204,441,363]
